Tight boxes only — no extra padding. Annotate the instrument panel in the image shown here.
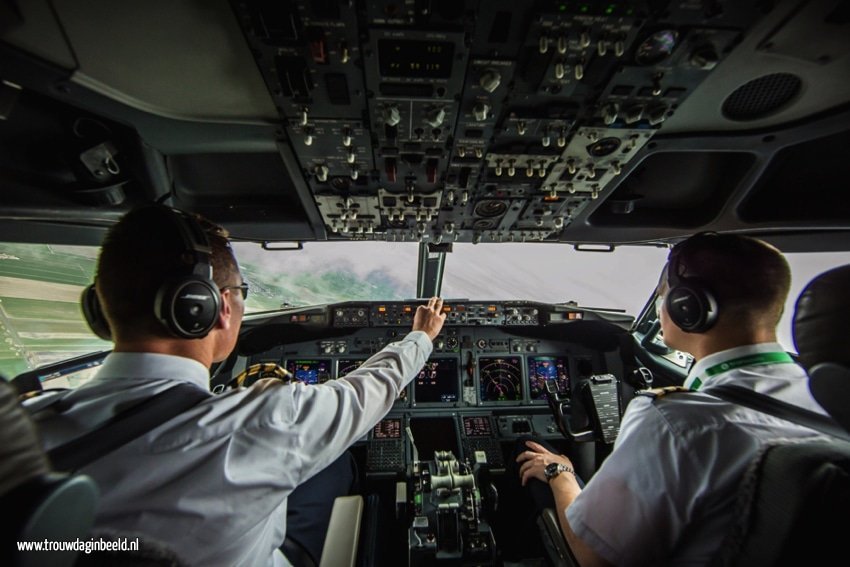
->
[243,299,617,408]
[240,299,620,474]
[255,346,583,408]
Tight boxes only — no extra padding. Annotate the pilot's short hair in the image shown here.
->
[95,205,237,339]
[670,233,791,326]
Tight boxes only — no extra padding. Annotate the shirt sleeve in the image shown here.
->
[239,330,433,485]
[565,397,703,567]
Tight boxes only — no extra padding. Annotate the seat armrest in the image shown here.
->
[537,507,580,567]
[319,495,364,567]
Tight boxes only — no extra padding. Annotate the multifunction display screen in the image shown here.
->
[336,359,364,378]
[528,356,570,400]
[339,358,408,402]
[285,359,331,384]
[478,356,523,402]
[463,416,493,438]
[373,418,402,439]
[414,358,459,403]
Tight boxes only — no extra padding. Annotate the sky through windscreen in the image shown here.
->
[0,240,848,378]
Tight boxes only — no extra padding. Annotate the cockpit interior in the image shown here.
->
[2,0,850,565]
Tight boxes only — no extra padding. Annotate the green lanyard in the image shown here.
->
[688,352,795,391]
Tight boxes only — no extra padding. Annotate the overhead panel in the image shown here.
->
[232,0,762,243]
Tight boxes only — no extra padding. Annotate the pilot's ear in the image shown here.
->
[656,263,669,294]
[217,288,234,329]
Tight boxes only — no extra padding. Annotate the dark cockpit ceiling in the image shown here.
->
[1,0,849,251]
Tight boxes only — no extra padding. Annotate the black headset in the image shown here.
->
[81,206,222,340]
[664,233,719,333]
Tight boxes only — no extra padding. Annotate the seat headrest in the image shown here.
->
[0,381,50,497]
[792,264,850,372]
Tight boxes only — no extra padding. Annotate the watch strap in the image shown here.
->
[545,463,575,482]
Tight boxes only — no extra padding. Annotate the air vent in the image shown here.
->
[722,73,802,121]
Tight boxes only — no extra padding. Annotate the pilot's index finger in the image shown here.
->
[433,297,444,311]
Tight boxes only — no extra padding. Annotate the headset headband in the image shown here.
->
[666,231,719,288]
[168,208,214,280]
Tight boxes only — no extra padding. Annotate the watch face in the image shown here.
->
[544,462,560,480]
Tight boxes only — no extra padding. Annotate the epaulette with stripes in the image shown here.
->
[635,386,690,400]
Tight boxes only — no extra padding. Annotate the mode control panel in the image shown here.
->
[331,301,592,328]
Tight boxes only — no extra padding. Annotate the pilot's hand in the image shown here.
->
[516,440,575,486]
[413,296,447,340]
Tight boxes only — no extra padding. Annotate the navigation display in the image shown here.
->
[478,356,523,402]
[528,356,570,400]
[339,358,408,403]
[414,358,459,403]
[373,418,402,439]
[462,416,493,438]
[336,359,364,378]
[285,359,331,384]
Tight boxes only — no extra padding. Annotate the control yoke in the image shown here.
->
[544,374,622,444]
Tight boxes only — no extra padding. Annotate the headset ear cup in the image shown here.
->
[154,277,221,339]
[665,283,718,333]
[81,284,112,341]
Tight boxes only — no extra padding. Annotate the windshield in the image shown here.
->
[0,241,848,380]
[441,244,669,313]
[232,241,418,310]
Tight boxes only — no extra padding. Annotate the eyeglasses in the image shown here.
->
[220,283,249,300]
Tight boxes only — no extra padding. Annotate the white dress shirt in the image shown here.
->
[30,331,433,567]
[566,342,828,566]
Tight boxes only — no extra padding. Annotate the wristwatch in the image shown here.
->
[544,462,575,482]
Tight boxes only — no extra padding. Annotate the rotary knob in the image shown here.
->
[646,103,669,126]
[472,102,491,121]
[601,102,619,125]
[479,69,502,93]
[690,44,719,70]
[382,105,401,127]
[425,107,446,128]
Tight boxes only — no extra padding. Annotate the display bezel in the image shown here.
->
[476,355,526,405]
[377,38,455,80]
[526,355,571,404]
[336,358,366,379]
[285,358,332,385]
[337,358,409,407]
[461,415,494,438]
[371,417,403,440]
[411,357,461,407]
